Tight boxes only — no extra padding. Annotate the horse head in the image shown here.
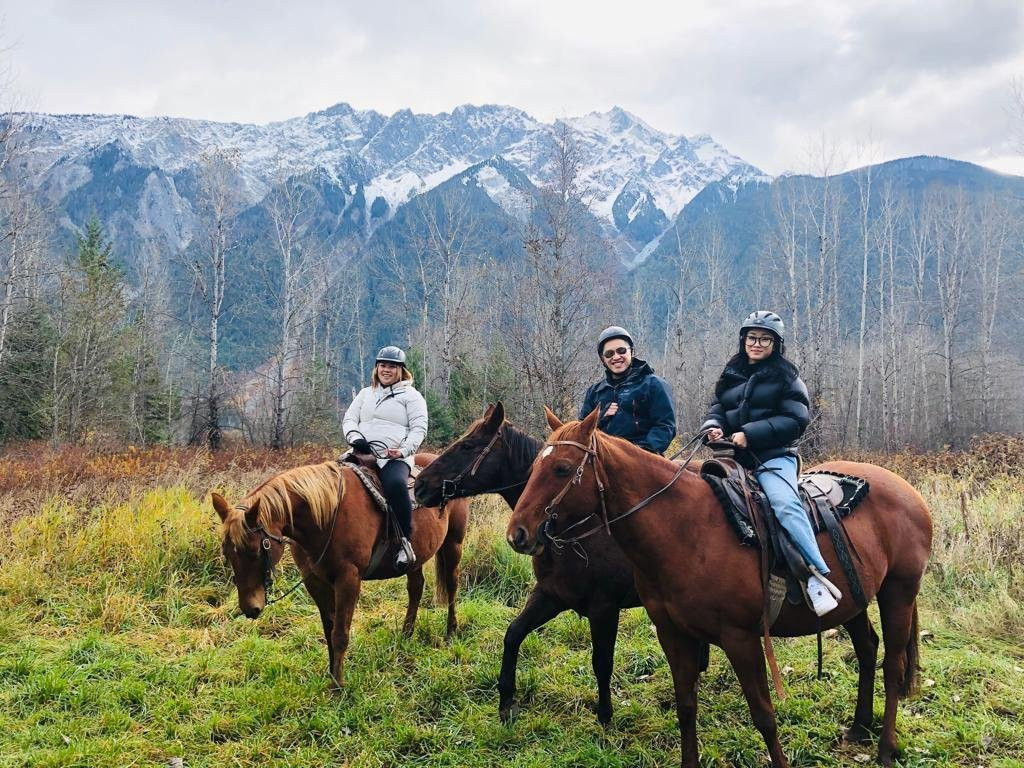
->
[414,401,506,507]
[507,406,603,555]
[212,491,287,619]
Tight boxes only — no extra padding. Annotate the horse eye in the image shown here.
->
[553,462,574,478]
[460,442,475,452]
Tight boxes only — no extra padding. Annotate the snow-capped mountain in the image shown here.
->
[16,102,768,260]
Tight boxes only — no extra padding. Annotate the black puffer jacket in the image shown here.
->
[700,358,810,468]
[579,359,676,454]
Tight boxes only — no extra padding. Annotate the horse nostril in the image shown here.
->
[243,605,262,620]
[512,527,529,552]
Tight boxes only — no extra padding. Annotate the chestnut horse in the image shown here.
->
[212,456,469,688]
[507,408,932,768]
[414,402,642,724]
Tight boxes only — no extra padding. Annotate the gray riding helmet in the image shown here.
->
[739,311,785,343]
[597,326,634,354]
[375,345,408,366]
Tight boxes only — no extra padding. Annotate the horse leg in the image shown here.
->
[719,629,789,768]
[437,534,463,641]
[401,566,425,637]
[843,611,879,743]
[652,623,704,768]
[329,564,362,690]
[498,587,565,723]
[302,570,337,682]
[876,581,921,767]
[588,608,621,726]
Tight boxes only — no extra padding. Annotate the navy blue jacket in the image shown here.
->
[579,359,677,454]
[700,358,810,468]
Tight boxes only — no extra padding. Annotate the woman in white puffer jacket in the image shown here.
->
[343,346,428,568]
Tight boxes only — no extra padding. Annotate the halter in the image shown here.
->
[438,427,527,509]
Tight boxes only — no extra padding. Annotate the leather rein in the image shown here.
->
[538,433,700,549]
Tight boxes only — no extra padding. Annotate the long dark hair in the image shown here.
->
[719,332,799,386]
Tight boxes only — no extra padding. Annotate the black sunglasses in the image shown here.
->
[602,346,630,359]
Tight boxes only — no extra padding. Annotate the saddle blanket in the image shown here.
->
[337,451,422,515]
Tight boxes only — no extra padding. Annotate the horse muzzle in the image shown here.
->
[508,521,545,555]
[413,477,441,507]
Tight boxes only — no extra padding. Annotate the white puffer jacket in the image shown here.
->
[342,381,428,469]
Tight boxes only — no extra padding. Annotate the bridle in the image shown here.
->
[535,432,701,550]
[233,504,339,606]
[438,426,527,509]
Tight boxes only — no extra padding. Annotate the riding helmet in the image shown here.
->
[596,326,634,354]
[739,311,785,343]
[375,345,408,366]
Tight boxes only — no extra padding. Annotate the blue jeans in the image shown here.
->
[755,455,830,575]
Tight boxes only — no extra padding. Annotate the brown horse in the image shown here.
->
[507,408,932,768]
[413,402,642,724]
[212,455,469,688]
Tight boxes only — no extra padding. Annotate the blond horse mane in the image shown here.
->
[222,461,345,547]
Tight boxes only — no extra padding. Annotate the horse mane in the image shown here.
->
[458,414,542,467]
[501,422,543,467]
[222,461,345,547]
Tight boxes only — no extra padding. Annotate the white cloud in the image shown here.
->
[4,0,1024,175]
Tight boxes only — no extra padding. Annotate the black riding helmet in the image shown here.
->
[596,326,634,354]
[739,311,785,343]
[375,346,408,366]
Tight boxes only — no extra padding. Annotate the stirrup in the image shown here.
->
[395,537,416,568]
[808,567,843,599]
[806,575,839,617]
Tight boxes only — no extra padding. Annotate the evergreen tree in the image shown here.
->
[52,216,132,442]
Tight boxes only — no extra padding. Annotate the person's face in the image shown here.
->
[601,340,632,375]
[377,361,402,386]
[744,332,776,363]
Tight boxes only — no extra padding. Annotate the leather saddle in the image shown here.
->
[337,450,425,578]
[700,444,870,619]
[337,449,423,515]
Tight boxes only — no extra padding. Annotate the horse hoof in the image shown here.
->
[597,708,612,727]
[878,743,901,767]
[401,624,415,638]
[842,723,873,744]
[499,703,519,724]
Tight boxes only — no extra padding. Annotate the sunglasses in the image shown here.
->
[602,346,630,359]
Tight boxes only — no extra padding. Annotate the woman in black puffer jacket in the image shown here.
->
[700,311,840,617]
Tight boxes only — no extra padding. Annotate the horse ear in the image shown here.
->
[211,492,231,522]
[544,406,564,431]
[580,406,601,436]
[484,401,505,428]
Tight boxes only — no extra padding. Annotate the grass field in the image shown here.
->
[1,441,1022,767]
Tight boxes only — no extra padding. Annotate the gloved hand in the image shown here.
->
[350,437,373,455]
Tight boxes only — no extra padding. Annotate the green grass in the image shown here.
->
[0,477,1022,767]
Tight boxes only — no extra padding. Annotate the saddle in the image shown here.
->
[337,450,425,577]
[700,445,869,624]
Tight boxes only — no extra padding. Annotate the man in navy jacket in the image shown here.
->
[579,326,677,454]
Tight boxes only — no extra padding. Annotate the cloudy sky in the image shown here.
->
[5,0,1024,175]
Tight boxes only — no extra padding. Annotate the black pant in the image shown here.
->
[380,459,412,538]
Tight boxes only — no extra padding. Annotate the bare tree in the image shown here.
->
[503,123,616,423]
[187,149,242,450]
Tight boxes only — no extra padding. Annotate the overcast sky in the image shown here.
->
[5,0,1024,176]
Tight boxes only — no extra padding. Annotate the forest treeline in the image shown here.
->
[2,115,1022,453]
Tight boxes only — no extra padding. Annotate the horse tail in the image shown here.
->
[434,543,451,605]
[901,601,921,698]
